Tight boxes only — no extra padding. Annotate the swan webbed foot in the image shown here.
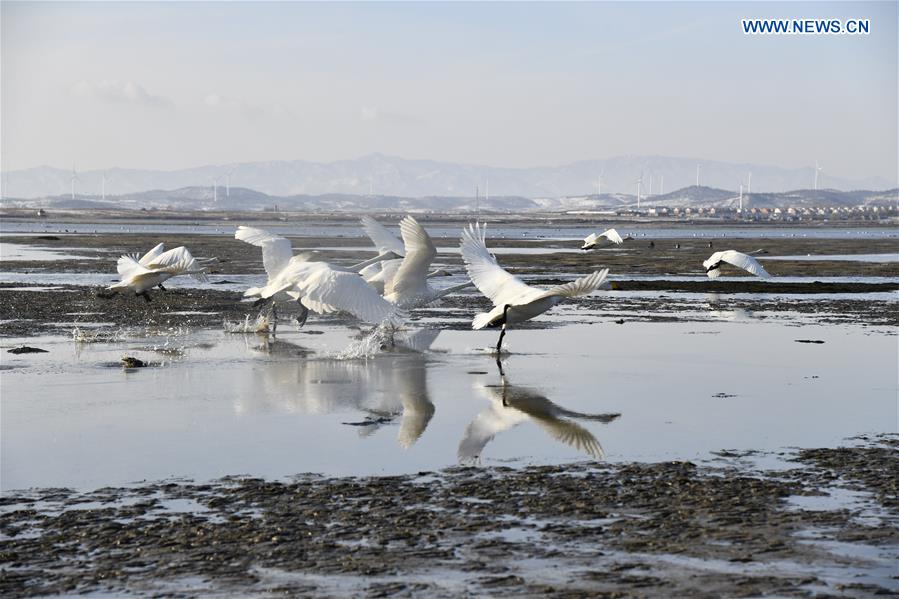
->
[295,304,309,328]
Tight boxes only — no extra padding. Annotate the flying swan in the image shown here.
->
[381,216,473,309]
[581,228,624,250]
[359,215,455,296]
[703,250,771,279]
[460,222,609,352]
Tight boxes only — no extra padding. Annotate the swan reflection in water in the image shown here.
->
[237,328,438,448]
[705,293,756,322]
[459,359,620,464]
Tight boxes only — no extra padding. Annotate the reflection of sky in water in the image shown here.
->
[761,253,899,263]
[2,316,894,491]
[1,219,897,240]
[0,242,101,262]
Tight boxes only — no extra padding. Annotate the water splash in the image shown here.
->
[334,325,396,360]
[223,313,271,334]
[72,326,125,344]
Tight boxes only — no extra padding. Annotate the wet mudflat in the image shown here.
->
[1,438,897,597]
[3,228,899,279]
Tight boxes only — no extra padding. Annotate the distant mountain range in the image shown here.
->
[4,184,895,213]
[1,154,893,201]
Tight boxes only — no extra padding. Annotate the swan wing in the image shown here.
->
[235,226,294,280]
[702,251,726,270]
[387,216,437,296]
[294,264,399,323]
[145,246,208,281]
[115,255,153,282]
[138,242,167,265]
[365,259,403,292]
[361,216,406,257]
[536,269,609,300]
[460,222,540,307]
[718,250,771,277]
[116,254,145,278]
[601,228,624,244]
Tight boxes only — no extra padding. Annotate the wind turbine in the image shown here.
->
[814,161,823,191]
[737,178,744,212]
[747,171,752,194]
[475,184,480,219]
[696,163,702,187]
[635,173,643,210]
[101,171,111,201]
[70,164,79,200]
[225,168,235,198]
[648,174,653,196]
[596,169,604,197]
[210,175,222,203]
[660,174,664,195]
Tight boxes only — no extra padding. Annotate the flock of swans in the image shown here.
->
[107,218,771,351]
[103,218,777,462]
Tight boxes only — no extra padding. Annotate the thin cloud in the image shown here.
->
[359,105,421,125]
[205,92,266,117]
[70,80,172,107]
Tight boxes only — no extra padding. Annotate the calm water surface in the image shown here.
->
[2,314,894,491]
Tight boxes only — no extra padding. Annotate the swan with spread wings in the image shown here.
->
[460,222,609,352]
[235,226,400,327]
[109,244,210,299]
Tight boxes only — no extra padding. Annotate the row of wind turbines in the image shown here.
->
[597,161,825,210]
[58,162,826,203]
[63,165,237,203]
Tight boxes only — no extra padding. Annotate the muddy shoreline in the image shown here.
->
[3,232,898,278]
[2,279,897,339]
[1,437,896,597]
[2,232,897,337]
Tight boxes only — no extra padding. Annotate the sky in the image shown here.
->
[1,1,896,182]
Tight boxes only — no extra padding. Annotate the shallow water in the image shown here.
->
[2,219,897,240]
[0,242,101,262]
[762,253,899,263]
[2,314,894,491]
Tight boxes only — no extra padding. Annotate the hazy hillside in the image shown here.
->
[5,184,895,213]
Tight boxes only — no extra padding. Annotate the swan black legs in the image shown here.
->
[495,304,511,354]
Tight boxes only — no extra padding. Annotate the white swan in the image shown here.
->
[359,216,458,296]
[361,215,406,258]
[703,250,771,279]
[458,378,620,463]
[460,222,609,352]
[581,228,624,250]
[109,245,209,299]
[383,216,473,308]
[235,226,400,326]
